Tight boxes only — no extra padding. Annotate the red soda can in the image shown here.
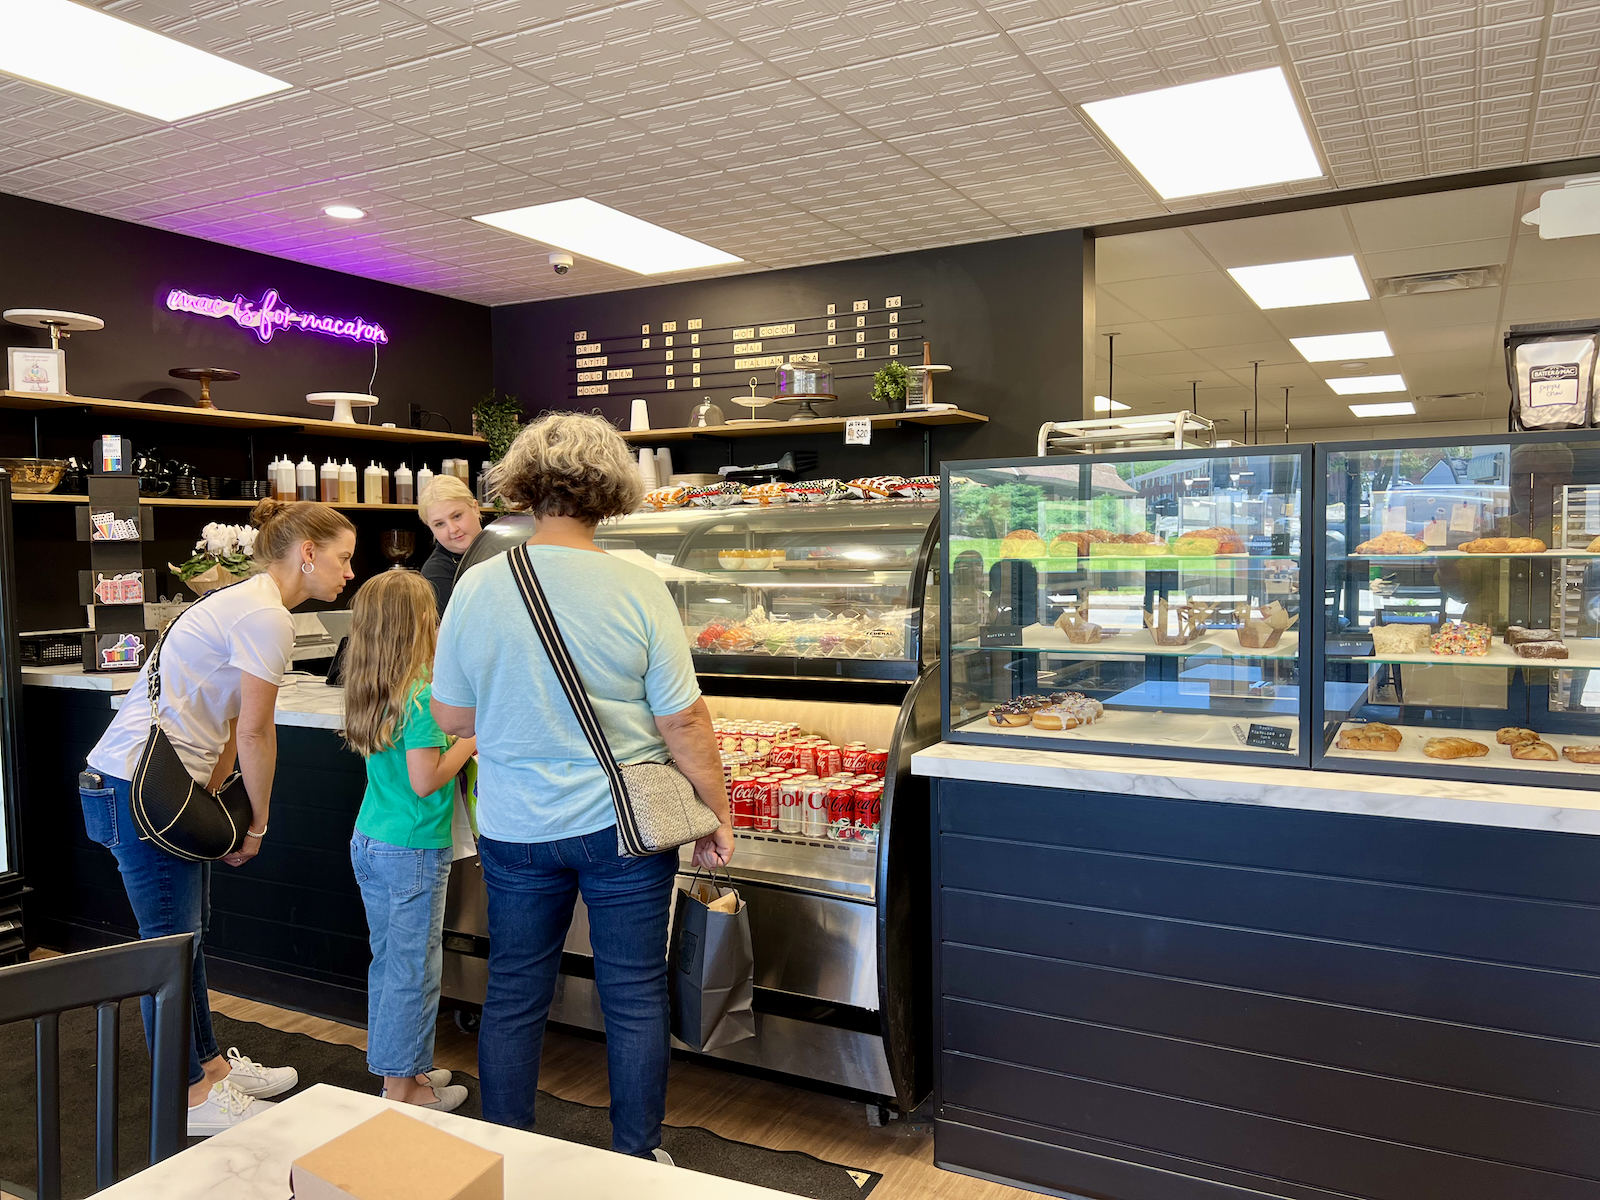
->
[854,783,883,831]
[826,783,856,838]
[865,748,889,778]
[795,744,817,774]
[729,775,758,830]
[802,782,831,838]
[818,744,842,775]
[840,745,869,772]
[754,778,781,832]
[771,742,797,769]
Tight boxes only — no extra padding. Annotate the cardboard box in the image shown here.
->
[290,1110,503,1200]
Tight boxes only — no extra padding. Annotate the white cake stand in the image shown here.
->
[4,308,104,350]
[728,377,778,424]
[307,391,379,425]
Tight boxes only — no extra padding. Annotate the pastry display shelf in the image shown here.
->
[954,708,1300,755]
[1325,721,1600,780]
[968,553,1299,569]
[695,568,910,583]
[618,409,986,443]
[0,390,486,446]
[955,626,1299,660]
[12,493,493,514]
[1327,641,1600,669]
[1337,550,1600,561]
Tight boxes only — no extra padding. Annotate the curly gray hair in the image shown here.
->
[487,411,643,523]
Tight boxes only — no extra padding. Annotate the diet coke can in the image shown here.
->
[778,779,806,834]
[802,781,831,838]
[730,775,759,830]
[865,749,889,778]
[853,782,883,831]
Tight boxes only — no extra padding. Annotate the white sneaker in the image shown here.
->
[652,1148,675,1167]
[383,1083,469,1113]
[188,1079,274,1136]
[225,1047,299,1099]
[421,1068,453,1088]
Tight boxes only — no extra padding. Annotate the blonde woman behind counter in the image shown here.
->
[417,475,482,612]
[430,412,733,1159]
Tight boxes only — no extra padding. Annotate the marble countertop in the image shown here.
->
[22,664,344,730]
[912,741,1600,837]
[96,1083,788,1199]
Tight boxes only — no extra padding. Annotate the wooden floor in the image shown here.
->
[210,991,1038,1200]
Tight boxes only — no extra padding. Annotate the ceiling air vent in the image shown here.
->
[1373,266,1503,297]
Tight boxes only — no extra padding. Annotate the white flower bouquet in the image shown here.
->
[170,522,258,595]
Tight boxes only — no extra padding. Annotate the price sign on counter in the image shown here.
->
[845,418,872,445]
[1245,723,1293,751]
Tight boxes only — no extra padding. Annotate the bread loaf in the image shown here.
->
[1423,736,1489,759]
[1335,723,1402,752]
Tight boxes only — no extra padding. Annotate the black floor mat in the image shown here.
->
[0,1004,880,1199]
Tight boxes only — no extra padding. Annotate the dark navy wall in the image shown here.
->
[934,778,1600,1200]
[491,230,1093,480]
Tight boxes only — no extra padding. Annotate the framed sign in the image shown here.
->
[8,346,64,394]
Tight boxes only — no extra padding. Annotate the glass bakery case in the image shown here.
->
[943,448,1312,765]
[1314,430,1600,788]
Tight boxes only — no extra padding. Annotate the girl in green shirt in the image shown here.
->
[344,571,476,1111]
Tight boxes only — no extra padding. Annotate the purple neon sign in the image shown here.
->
[164,287,389,346]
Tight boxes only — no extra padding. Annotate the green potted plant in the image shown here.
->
[472,390,526,462]
[870,361,910,413]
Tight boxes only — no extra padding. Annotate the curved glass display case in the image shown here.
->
[943,448,1312,765]
[1314,430,1600,788]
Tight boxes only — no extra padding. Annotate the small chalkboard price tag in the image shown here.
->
[844,418,871,445]
[1245,723,1292,751]
[979,625,1024,647]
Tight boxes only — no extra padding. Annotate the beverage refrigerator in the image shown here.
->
[438,497,942,1116]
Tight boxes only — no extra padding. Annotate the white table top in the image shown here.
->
[97,1084,790,1199]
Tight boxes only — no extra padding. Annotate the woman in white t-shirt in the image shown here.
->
[82,498,356,1137]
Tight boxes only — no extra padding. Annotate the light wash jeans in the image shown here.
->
[350,830,453,1079]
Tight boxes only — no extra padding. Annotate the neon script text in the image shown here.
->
[165,288,389,346]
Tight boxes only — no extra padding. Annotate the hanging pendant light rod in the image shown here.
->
[1283,385,1292,444]
[1106,331,1118,416]
[1250,360,1263,447]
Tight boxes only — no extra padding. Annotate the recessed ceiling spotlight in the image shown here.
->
[1229,257,1369,309]
[1340,361,1369,372]
[323,204,366,220]
[0,0,290,121]
[1289,331,1393,362]
[1081,67,1322,200]
[1349,401,1416,417]
[1093,395,1130,412]
[1328,374,1406,395]
[473,198,742,275]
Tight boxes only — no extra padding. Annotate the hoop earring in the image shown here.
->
[300,561,315,575]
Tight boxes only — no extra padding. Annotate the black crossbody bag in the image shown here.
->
[129,583,255,862]
[507,545,720,858]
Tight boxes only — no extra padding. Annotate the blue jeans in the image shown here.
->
[350,831,452,1079]
[79,774,217,1088]
[477,827,678,1156]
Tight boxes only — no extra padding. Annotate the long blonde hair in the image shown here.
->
[342,571,439,757]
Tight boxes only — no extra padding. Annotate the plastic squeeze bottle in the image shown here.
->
[394,463,414,506]
[363,461,384,505]
[296,456,316,501]
[415,463,434,501]
[320,458,339,502]
[338,459,358,505]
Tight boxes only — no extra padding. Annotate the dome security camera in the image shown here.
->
[549,252,574,275]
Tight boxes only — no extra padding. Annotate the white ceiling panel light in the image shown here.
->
[1227,256,1370,309]
[0,0,289,121]
[323,205,366,220]
[1349,401,1417,417]
[1093,395,1131,412]
[1328,375,1407,395]
[1081,68,1323,200]
[1290,331,1393,362]
[473,199,743,276]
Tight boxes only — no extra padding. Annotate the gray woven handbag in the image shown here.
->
[507,544,720,857]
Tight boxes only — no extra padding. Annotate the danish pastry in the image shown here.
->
[1355,531,1428,555]
[1561,745,1600,764]
[1334,723,1402,752]
[1496,727,1541,745]
[1423,736,1489,759]
[999,529,1046,559]
[1511,740,1559,760]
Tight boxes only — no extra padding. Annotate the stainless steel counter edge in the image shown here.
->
[23,665,345,732]
[911,742,1600,837]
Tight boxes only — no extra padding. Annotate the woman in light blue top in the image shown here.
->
[432,412,731,1160]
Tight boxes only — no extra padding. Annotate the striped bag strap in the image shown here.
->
[505,545,651,856]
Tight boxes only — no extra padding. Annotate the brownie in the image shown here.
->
[1514,641,1569,659]
[1505,626,1561,646]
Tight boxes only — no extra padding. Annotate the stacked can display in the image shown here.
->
[713,720,888,844]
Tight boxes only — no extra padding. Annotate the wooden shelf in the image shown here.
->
[0,391,485,446]
[14,493,492,514]
[619,408,987,443]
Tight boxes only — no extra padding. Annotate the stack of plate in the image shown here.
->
[170,476,210,499]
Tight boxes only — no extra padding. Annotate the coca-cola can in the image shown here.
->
[840,745,870,773]
[751,778,779,832]
[770,743,797,769]
[818,745,842,775]
[729,775,759,830]
[778,779,806,835]
[854,783,883,831]
[826,783,856,838]
[865,749,889,778]
[802,781,831,838]
[795,744,817,774]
